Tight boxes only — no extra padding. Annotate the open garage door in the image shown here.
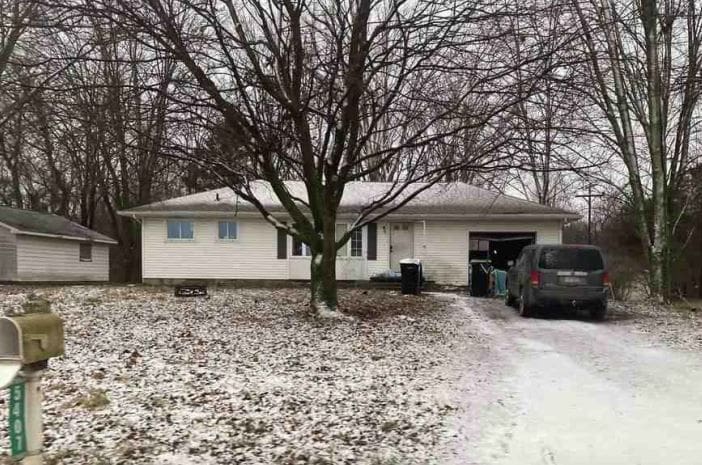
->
[469,232,536,270]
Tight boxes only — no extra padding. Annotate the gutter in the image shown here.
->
[19,231,117,245]
[13,230,117,245]
[0,220,118,245]
[118,210,581,222]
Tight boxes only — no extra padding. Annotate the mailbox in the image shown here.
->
[0,313,64,367]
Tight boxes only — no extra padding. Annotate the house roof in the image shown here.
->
[0,206,118,244]
[120,181,579,220]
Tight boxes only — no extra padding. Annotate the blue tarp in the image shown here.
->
[493,269,507,296]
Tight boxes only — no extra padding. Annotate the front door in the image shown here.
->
[390,223,413,272]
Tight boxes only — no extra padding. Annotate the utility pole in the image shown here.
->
[576,185,604,244]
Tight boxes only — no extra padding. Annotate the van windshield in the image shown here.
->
[538,247,604,271]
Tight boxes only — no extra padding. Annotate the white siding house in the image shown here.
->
[0,206,116,282]
[121,181,579,286]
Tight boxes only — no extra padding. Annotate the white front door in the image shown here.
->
[390,223,413,271]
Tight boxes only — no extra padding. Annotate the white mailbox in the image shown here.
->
[0,314,64,389]
[0,317,23,389]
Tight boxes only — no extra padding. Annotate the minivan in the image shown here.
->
[505,244,609,319]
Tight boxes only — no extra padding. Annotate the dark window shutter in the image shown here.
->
[277,227,287,259]
[367,223,377,260]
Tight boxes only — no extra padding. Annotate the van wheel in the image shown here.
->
[590,303,607,321]
[518,289,533,318]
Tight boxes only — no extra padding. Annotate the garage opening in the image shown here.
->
[469,232,536,297]
[469,232,536,270]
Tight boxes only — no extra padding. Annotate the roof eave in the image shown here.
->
[118,209,580,221]
[13,230,118,245]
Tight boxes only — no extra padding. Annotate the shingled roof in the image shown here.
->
[120,181,579,220]
[0,206,117,244]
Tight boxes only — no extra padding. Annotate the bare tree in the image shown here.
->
[0,3,192,280]
[93,0,558,313]
[569,0,702,299]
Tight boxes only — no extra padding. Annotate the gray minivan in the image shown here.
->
[505,244,609,319]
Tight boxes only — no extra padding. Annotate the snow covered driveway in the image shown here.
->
[445,296,702,465]
[0,286,484,465]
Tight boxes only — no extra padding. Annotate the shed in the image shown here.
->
[0,206,117,282]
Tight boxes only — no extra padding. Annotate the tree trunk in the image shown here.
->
[310,249,339,316]
[642,0,669,302]
[309,215,341,317]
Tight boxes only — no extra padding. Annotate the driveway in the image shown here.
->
[445,296,702,465]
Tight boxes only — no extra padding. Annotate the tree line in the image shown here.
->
[0,0,700,310]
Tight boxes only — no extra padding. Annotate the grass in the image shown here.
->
[74,388,110,410]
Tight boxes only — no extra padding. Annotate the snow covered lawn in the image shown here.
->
[0,286,476,465]
[609,300,702,351]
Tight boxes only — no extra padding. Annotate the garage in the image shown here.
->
[469,232,536,296]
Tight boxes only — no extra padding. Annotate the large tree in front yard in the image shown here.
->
[570,0,702,300]
[95,0,560,314]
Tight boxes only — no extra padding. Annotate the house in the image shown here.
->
[119,181,579,286]
[0,206,117,282]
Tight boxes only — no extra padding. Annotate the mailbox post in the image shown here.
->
[1,304,64,465]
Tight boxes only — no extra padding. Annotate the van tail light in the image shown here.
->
[603,272,610,286]
[530,270,540,287]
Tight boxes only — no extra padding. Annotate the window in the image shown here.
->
[469,239,490,251]
[218,221,238,240]
[292,237,312,256]
[167,220,194,240]
[79,243,92,262]
[335,224,348,256]
[350,228,363,257]
[538,247,604,271]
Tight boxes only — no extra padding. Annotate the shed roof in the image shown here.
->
[0,206,117,244]
[120,181,579,220]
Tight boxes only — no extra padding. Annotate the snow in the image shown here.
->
[0,286,479,464]
[442,295,702,465]
[129,180,571,217]
[609,300,702,351]
[264,213,287,230]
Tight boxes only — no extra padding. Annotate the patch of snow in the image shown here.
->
[0,285,478,464]
[135,180,560,218]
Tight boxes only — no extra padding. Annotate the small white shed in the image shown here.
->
[0,206,117,282]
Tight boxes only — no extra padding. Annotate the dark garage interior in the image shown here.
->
[469,232,536,296]
[469,232,536,269]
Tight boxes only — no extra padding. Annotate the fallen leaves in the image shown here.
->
[0,285,471,464]
[609,300,702,351]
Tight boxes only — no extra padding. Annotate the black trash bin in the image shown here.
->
[469,259,491,296]
[400,259,422,295]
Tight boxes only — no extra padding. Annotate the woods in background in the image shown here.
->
[0,0,701,303]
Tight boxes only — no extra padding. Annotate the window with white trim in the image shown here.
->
[218,221,238,240]
[350,227,363,257]
[167,220,194,239]
[292,237,312,256]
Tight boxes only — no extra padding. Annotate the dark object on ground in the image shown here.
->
[370,270,402,282]
[400,259,422,295]
[174,285,207,297]
[505,244,608,319]
[470,260,491,297]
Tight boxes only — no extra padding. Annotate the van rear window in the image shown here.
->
[538,248,604,271]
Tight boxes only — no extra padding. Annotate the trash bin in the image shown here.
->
[400,258,422,295]
[469,259,491,297]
